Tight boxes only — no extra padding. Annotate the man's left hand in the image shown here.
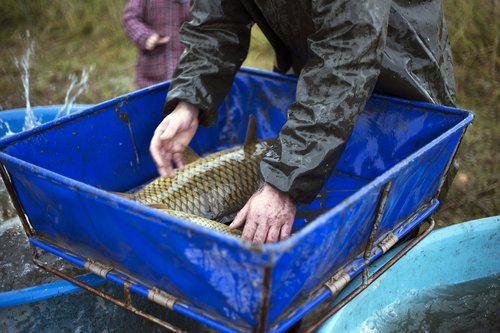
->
[229,183,296,243]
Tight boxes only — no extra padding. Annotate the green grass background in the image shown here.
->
[0,0,497,226]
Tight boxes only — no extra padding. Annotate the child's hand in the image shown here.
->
[145,33,171,50]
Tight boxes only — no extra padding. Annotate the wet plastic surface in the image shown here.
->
[0,68,472,332]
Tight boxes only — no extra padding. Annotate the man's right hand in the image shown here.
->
[150,102,199,177]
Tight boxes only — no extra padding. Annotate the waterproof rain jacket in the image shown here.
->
[164,0,456,203]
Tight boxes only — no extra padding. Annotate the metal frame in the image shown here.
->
[304,218,435,333]
[266,184,437,333]
[0,163,33,238]
[363,181,392,282]
[31,256,185,333]
[25,237,244,333]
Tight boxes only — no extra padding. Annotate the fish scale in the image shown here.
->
[129,137,270,221]
[157,209,242,237]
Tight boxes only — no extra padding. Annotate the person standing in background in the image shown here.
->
[123,0,191,88]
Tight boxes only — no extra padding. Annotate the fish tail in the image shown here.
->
[183,147,201,165]
[244,115,258,147]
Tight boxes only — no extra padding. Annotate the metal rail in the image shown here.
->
[363,181,392,283]
[304,218,435,333]
[0,163,34,238]
[31,255,187,333]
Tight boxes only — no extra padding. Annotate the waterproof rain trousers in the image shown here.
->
[164,0,456,203]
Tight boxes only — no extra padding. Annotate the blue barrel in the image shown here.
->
[318,216,500,332]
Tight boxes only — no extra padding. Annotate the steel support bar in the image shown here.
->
[31,256,187,333]
[28,238,241,333]
[0,163,34,237]
[304,218,435,333]
[268,200,437,333]
[363,181,392,283]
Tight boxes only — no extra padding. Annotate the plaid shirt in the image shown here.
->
[123,0,191,88]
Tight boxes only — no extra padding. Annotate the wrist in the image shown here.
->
[262,183,293,201]
[176,101,199,118]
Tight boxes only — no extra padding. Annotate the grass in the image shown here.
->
[0,0,135,108]
[0,0,497,226]
[436,0,499,226]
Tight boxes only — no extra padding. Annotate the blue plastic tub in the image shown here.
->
[0,68,473,332]
[0,104,92,138]
[318,216,500,332]
[0,274,198,332]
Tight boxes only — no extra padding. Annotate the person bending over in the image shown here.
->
[150,0,456,243]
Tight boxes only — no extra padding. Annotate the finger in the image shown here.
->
[266,225,281,243]
[157,36,170,44]
[230,202,250,229]
[173,152,184,170]
[150,119,170,158]
[160,152,175,177]
[241,219,258,241]
[253,220,269,244]
[145,34,159,50]
[278,198,296,241]
[279,220,294,241]
[150,138,168,175]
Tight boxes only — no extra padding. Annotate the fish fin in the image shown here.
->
[111,191,135,200]
[147,203,169,210]
[243,115,258,147]
[183,146,201,165]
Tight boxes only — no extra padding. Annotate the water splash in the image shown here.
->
[55,66,93,119]
[0,119,16,137]
[9,32,92,135]
[14,32,41,131]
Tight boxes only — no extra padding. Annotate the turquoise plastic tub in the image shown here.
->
[318,216,500,332]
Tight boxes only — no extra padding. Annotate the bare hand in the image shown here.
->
[145,33,171,50]
[150,102,199,177]
[230,183,296,243]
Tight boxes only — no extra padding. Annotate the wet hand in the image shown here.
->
[150,102,199,177]
[230,183,296,243]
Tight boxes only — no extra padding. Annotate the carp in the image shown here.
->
[151,206,241,236]
[120,116,270,222]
